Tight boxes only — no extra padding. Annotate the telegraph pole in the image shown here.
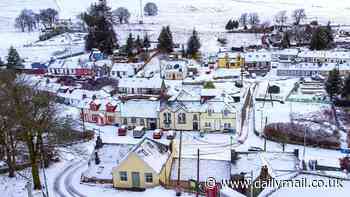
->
[81,108,86,132]
[196,149,200,197]
[176,131,183,196]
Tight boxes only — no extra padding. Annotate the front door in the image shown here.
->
[131,172,140,188]
[193,122,199,131]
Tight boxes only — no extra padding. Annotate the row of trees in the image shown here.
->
[157,26,201,58]
[15,8,58,32]
[226,8,306,32]
[125,33,151,57]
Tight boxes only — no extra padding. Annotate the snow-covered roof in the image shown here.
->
[111,62,141,72]
[169,88,201,102]
[132,138,170,173]
[217,52,240,59]
[298,50,350,59]
[278,62,350,71]
[170,158,231,182]
[120,100,160,118]
[49,58,93,69]
[243,52,271,62]
[118,78,163,89]
[162,59,188,71]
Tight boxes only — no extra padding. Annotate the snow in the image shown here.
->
[120,100,160,118]
[83,144,134,180]
[170,158,231,182]
[133,138,170,173]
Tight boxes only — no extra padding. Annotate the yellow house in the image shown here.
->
[217,52,244,69]
[112,138,172,190]
[160,102,202,131]
[200,101,237,132]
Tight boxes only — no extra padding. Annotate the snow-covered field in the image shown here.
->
[2,0,350,57]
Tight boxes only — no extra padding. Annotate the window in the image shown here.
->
[177,113,186,124]
[107,116,114,123]
[224,123,231,129]
[164,113,171,124]
[92,115,98,123]
[205,122,211,128]
[140,118,145,126]
[223,109,230,117]
[119,171,127,181]
[123,118,128,125]
[145,173,153,183]
[193,114,198,121]
[208,109,214,116]
[131,117,137,124]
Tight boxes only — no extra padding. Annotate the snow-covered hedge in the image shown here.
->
[264,122,340,149]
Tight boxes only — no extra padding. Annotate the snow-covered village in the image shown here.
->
[1,0,350,197]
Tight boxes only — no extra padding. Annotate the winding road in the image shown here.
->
[53,160,87,197]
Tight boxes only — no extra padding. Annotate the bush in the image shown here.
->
[144,2,158,16]
[264,122,340,149]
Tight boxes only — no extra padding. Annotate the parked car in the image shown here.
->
[166,130,176,140]
[153,129,163,139]
[118,125,127,136]
[133,126,146,138]
[248,146,263,152]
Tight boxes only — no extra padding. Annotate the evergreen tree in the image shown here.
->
[157,26,174,53]
[232,20,239,29]
[281,32,291,49]
[310,26,333,50]
[125,33,134,58]
[83,1,118,55]
[325,68,343,100]
[187,29,201,58]
[225,19,234,31]
[6,47,21,69]
[135,35,143,52]
[143,34,151,51]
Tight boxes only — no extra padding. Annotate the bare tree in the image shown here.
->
[0,71,19,178]
[144,2,158,16]
[248,12,260,28]
[292,8,306,25]
[239,13,248,29]
[112,7,131,24]
[39,8,59,28]
[274,10,288,30]
[15,9,37,32]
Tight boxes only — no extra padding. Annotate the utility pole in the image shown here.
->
[81,108,86,133]
[196,149,200,197]
[250,170,254,197]
[40,142,49,197]
[176,130,183,196]
[139,0,143,24]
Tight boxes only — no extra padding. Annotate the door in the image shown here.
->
[193,122,199,131]
[131,172,140,188]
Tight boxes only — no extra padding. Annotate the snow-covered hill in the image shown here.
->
[1,0,350,57]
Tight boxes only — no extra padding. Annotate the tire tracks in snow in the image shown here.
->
[53,160,87,197]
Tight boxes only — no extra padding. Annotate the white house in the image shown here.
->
[110,63,142,78]
[161,60,188,80]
